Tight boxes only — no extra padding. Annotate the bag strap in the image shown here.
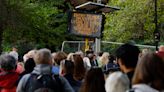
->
[52,74,63,92]
[128,87,136,92]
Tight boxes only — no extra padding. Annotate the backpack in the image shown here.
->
[25,73,63,92]
[128,88,135,92]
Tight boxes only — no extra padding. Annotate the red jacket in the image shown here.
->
[157,51,164,60]
[0,71,19,92]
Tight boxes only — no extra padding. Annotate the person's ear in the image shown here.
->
[117,58,124,68]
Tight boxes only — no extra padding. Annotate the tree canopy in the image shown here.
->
[0,0,77,54]
[0,0,163,54]
[104,0,163,45]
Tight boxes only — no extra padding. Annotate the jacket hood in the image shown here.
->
[0,71,19,88]
[133,84,159,92]
[32,64,52,75]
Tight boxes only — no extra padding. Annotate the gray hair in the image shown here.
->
[105,71,130,92]
[34,48,52,64]
[0,54,17,71]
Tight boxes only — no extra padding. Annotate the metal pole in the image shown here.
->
[94,0,102,53]
[154,0,159,51]
[61,41,66,52]
[78,42,81,51]
[95,38,101,53]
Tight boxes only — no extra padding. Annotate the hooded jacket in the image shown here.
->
[16,64,74,92]
[0,71,19,92]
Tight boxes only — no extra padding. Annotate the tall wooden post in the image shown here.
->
[85,38,89,52]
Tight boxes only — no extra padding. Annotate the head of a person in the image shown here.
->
[159,45,164,52]
[142,48,151,54]
[24,58,36,73]
[12,47,18,52]
[66,53,74,61]
[80,68,105,92]
[9,50,19,61]
[105,71,130,92]
[99,52,110,66]
[73,54,86,81]
[23,50,37,62]
[0,54,17,71]
[132,52,164,90]
[61,60,74,75]
[115,43,140,71]
[53,51,67,65]
[87,53,94,62]
[157,45,164,60]
[85,50,94,57]
[34,48,52,65]
[98,52,103,57]
[75,51,84,58]
[109,55,115,63]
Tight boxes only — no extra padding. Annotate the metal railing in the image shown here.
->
[61,41,156,52]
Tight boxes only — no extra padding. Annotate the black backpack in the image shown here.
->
[25,73,63,92]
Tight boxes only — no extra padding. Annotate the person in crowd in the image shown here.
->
[88,53,98,67]
[96,51,103,67]
[23,50,37,62]
[0,54,19,92]
[61,60,82,92]
[99,52,110,68]
[75,51,84,59]
[83,52,92,71]
[67,53,75,61]
[141,48,150,54]
[138,48,151,58]
[103,55,119,75]
[115,43,140,87]
[52,51,67,75]
[129,52,164,92]
[18,58,36,81]
[105,71,130,92]
[73,54,86,81]
[17,48,74,92]
[9,47,18,61]
[156,45,164,60]
[9,47,24,74]
[79,67,106,92]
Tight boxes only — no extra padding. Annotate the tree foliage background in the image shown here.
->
[0,0,163,55]
[0,0,77,55]
[104,0,164,44]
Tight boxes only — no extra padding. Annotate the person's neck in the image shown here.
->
[123,67,134,73]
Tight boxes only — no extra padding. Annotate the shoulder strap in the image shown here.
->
[52,74,63,92]
[128,88,136,92]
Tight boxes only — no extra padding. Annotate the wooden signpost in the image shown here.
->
[68,0,119,52]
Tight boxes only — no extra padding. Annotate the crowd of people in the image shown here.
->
[0,44,164,92]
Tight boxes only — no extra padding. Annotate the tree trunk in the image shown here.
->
[0,0,6,54]
[0,24,3,54]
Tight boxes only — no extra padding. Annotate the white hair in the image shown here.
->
[105,71,130,92]
[9,51,18,61]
